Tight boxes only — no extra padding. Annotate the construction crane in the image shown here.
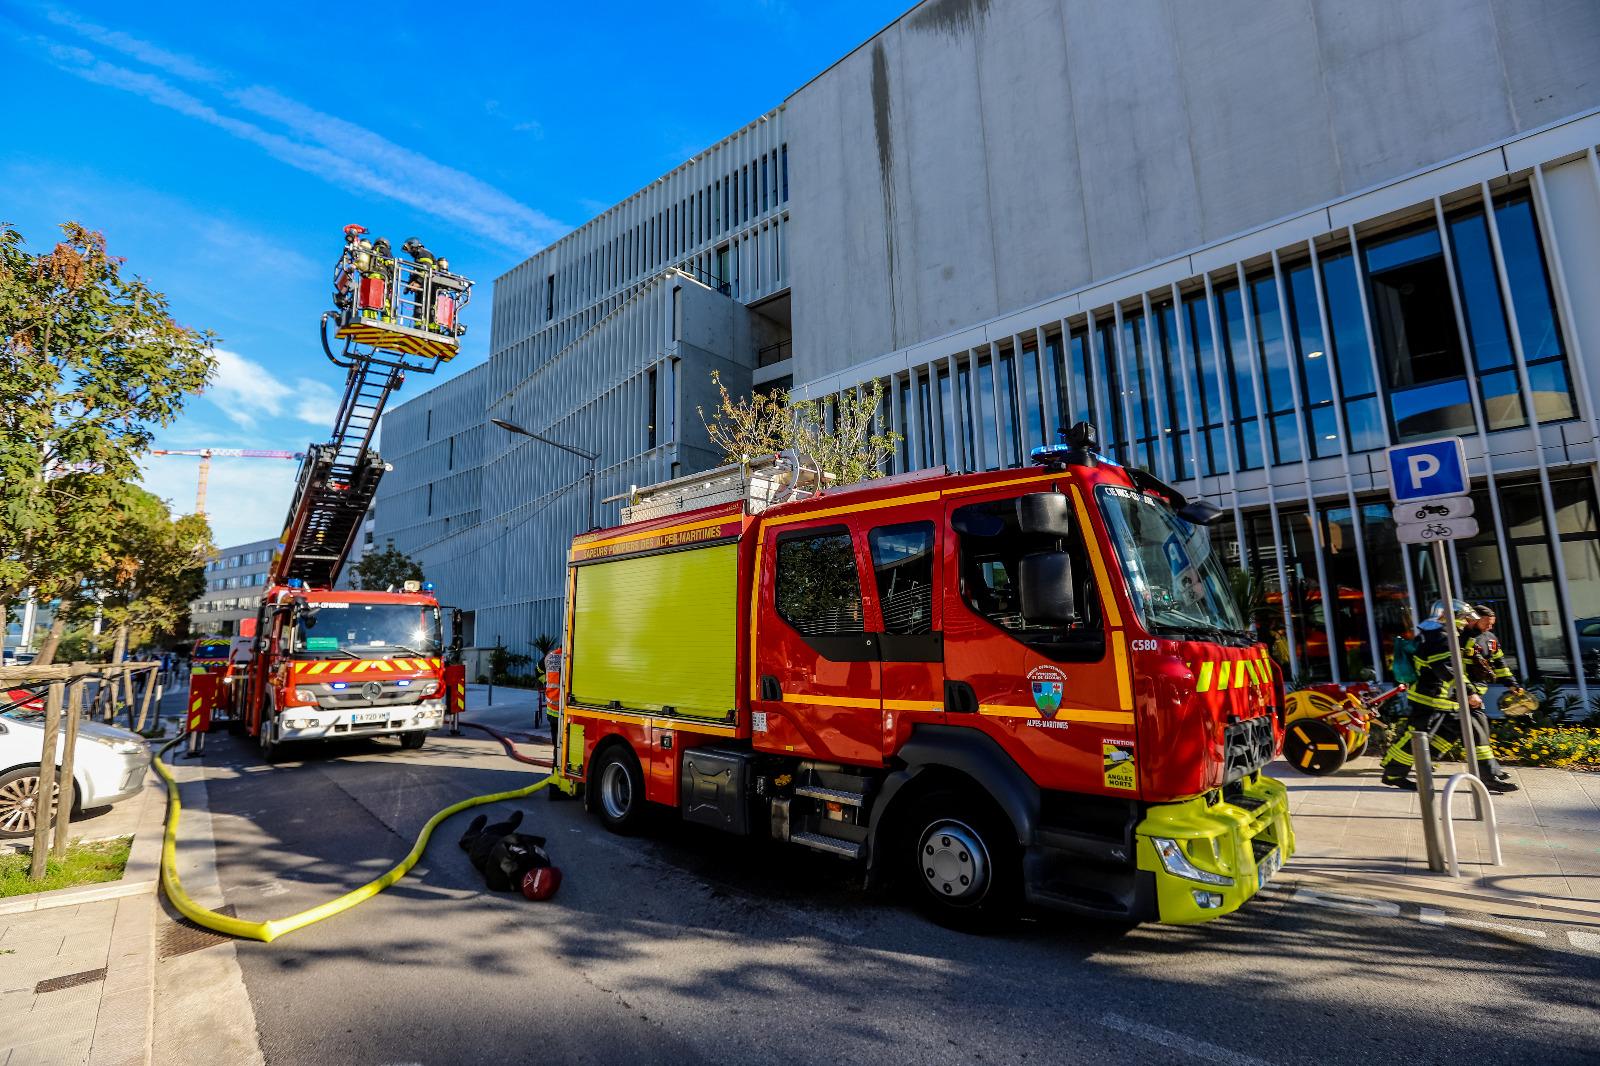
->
[148,448,305,515]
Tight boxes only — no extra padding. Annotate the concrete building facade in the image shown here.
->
[376,0,1600,689]
[189,537,277,637]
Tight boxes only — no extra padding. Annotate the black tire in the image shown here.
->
[0,766,60,839]
[259,713,283,764]
[399,731,427,751]
[905,789,1021,930]
[1283,717,1348,775]
[591,745,646,834]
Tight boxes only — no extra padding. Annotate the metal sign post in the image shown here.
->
[1389,436,1486,821]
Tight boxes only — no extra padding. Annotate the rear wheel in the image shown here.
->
[906,790,1020,930]
[592,745,646,834]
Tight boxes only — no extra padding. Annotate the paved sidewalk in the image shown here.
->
[1278,756,1600,918]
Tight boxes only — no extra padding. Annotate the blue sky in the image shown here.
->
[2,0,907,547]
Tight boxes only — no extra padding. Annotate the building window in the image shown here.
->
[976,355,998,471]
[1122,309,1164,474]
[1363,226,1473,441]
[936,366,955,469]
[1318,250,1385,452]
[956,359,976,473]
[916,371,933,469]
[780,144,789,202]
[427,483,433,517]
[545,274,555,321]
[996,346,1022,467]
[1018,340,1046,455]
[1250,275,1302,466]
[646,366,658,450]
[1091,319,1126,464]
[447,436,454,471]
[1154,300,1194,481]
[1448,195,1575,429]
[1067,329,1094,432]
[1281,262,1341,459]
[1215,284,1263,470]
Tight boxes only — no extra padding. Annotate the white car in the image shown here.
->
[0,687,152,839]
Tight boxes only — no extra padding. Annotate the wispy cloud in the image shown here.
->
[31,7,567,254]
[206,349,339,430]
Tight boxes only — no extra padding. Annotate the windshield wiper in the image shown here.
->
[303,647,360,659]
[379,642,432,658]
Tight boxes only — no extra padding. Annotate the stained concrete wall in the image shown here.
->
[786,0,1600,379]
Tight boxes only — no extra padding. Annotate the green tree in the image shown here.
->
[351,541,424,591]
[0,222,215,625]
[698,371,899,484]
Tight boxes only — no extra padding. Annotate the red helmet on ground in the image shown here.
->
[520,866,562,901]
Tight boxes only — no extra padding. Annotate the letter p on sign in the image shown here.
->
[1406,454,1441,490]
[1386,438,1469,504]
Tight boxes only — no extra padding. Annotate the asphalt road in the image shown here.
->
[179,710,1600,1066]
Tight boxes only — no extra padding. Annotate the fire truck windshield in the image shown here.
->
[290,602,442,659]
[1096,485,1248,644]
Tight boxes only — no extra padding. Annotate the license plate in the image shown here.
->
[1257,849,1282,890]
[354,711,388,724]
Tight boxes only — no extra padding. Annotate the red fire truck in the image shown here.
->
[555,431,1292,926]
[209,230,472,761]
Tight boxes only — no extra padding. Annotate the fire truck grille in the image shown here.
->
[1223,715,1275,784]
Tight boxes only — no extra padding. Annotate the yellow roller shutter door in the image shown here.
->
[569,544,737,720]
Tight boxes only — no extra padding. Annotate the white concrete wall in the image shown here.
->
[786,0,1600,379]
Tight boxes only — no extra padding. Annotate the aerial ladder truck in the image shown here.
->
[194,227,474,760]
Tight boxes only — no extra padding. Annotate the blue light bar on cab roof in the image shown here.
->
[422,582,435,592]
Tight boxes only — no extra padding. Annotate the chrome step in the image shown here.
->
[793,784,866,806]
[789,831,862,860]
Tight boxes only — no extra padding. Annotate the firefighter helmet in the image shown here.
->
[1499,689,1538,717]
[1428,600,1479,627]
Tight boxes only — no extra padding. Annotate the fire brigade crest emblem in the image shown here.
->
[1027,665,1067,718]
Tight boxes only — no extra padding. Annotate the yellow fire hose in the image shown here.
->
[151,733,573,943]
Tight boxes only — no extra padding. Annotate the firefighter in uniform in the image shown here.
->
[401,237,439,331]
[1380,601,1519,793]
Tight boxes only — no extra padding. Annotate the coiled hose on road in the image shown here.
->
[152,721,569,943]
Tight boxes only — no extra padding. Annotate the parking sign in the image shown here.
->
[1385,438,1468,503]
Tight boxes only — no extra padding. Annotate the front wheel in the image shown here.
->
[592,746,646,834]
[0,767,59,839]
[399,731,427,751]
[906,790,1020,930]
[259,714,283,764]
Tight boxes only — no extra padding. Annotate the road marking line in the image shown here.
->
[1568,930,1600,953]
[1419,906,1546,939]
[1291,887,1400,916]
[1100,1012,1274,1066]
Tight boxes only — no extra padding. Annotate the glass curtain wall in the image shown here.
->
[1282,262,1341,458]
[1184,293,1229,476]
[1250,275,1302,466]
[1216,283,1264,470]
[1155,300,1195,480]
[1319,251,1387,452]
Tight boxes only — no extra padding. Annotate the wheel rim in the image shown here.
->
[918,819,990,904]
[599,760,633,820]
[0,775,57,835]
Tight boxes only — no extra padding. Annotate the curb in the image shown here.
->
[1282,867,1600,926]
[0,776,166,916]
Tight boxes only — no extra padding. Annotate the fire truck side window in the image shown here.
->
[953,500,1104,659]
[775,527,866,637]
[868,522,934,635]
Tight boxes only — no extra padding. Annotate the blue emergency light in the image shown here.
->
[421,582,435,592]
[287,578,303,588]
[331,682,348,690]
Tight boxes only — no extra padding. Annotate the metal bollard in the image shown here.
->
[1440,773,1501,878]
[1412,730,1445,873]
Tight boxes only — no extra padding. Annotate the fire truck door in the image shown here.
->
[863,511,943,756]
[752,519,883,765]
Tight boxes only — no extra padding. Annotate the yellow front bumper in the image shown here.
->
[1136,773,1295,925]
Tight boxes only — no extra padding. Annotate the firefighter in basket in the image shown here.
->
[1379,601,1520,793]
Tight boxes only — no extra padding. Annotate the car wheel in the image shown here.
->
[0,767,60,839]
[592,745,646,834]
[399,731,427,751]
[906,790,1020,930]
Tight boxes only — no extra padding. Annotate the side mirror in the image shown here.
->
[1016,492,1073,537]
[254,637,270,654]
[1019,551,1077,626]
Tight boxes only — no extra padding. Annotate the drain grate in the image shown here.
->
[158,904,238,960]
[36,966,108,994]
